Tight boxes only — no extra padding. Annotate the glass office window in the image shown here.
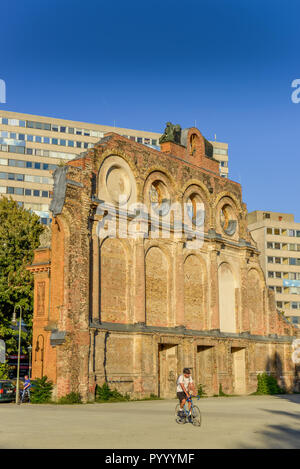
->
[68,140,74,147]
[25,189,32,196]
[33,190,40,197]
[14,187,24,195]
[9,145,25,154]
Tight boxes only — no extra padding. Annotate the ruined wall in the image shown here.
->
[29,130,299,401]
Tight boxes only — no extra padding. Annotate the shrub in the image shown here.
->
[57,392,82,404]
[0,363,9,379]
[197,384,207,398]
[256,373,285,395]
[95,382,130,402]
[219,383,227,396]
[30,376,53,403]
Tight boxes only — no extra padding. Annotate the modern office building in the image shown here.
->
[247,210,300,326]
[0,111,229,224]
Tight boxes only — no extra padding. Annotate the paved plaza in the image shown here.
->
[1,394,300,449]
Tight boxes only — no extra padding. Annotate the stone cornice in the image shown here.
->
[89,321,295,344]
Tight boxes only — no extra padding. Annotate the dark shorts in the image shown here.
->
[177,392,187,403]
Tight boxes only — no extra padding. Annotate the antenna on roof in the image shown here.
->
[214,134,217,141]
[194,120,197,128]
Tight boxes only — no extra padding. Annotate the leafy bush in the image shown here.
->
[0,363,9,379]
[197,384,207,398]
[30,376,53,403]
[255,373,285,395]
[218,383,228,396]
[57,392,82,404]
[95,382,130,402]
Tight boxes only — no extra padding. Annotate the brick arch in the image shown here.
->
[145,246,169,327]
[247,268,264,334]
[100,237,128,323]
[183,254,207,330]
[96,148,140,183]
[218,262,236,333]
[143,169,176,206]
[213,191,243,215]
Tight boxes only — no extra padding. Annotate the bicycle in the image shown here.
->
[19,388,30,404]
[175,395,202,426]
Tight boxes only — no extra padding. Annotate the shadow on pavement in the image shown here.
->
[239,395,300,449]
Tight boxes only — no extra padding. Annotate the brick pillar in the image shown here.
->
[133,237,146,324]
[240,265,250,332]
[175,241,185,326]
[92,232,100,322]
[209,248,220,330]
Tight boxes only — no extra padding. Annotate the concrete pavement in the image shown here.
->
[1,394,300,449]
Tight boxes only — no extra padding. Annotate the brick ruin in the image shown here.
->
[28,126,300,401]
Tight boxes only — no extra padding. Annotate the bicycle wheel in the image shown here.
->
[175,404,186,424]
[191,405,201,426]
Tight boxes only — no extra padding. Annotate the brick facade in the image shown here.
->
[28,127,300,401]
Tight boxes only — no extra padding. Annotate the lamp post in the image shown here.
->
[28,345,32,379]
[12,305,22,405]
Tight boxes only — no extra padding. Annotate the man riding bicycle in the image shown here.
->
[176,368,197,419]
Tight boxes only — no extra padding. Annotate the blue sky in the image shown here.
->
[1,0,299,219]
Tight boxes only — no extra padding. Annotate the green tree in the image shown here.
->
[0,197,44,355]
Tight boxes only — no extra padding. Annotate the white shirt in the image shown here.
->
[176,374,193,393]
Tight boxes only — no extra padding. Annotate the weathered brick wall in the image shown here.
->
[29,129,300,401]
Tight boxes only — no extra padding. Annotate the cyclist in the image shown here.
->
[20,375,31,404]
[176,368,197,420]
